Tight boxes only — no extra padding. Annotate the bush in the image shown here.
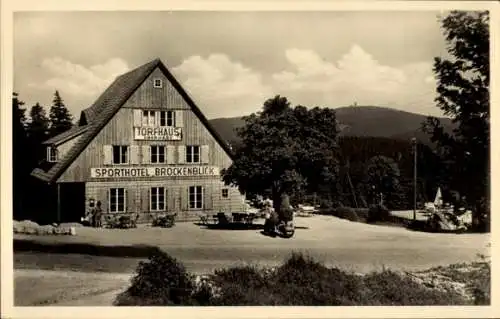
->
[333,207,359,222]
[353,208,369,221]
[367,204,390,223]
[363,269,465,305]
[116,251,477,306]
[114,248,195,306]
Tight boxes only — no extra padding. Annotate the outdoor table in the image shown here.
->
[231,212,256,224]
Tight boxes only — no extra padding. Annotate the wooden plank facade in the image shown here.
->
[32,59,246,222]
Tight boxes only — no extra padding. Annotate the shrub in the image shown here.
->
[114,248,195,306]
[367,204,390,223]
[333,207,359,222]
[353,208,369,221]
[363,269,466,305]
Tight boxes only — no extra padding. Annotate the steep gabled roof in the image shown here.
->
[31,58,234,184]
[42,125,89,146]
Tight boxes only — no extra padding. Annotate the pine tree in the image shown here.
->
[27,102,50,161]
[49,90,73,137]
[13,92,29,219]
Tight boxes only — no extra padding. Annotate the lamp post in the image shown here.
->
[411,137,417,221]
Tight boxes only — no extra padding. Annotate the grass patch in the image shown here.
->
[114,250,485,306]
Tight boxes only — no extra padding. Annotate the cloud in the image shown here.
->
[28,46,439,119]
[272,45,438,115]
[32,57,130,97]
[172,54,272,118]
[171,46,439,118]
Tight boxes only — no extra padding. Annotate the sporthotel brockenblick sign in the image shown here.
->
[91,166,219,178]
[134,127,182,141]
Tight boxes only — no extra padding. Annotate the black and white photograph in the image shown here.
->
[1,1,498,317]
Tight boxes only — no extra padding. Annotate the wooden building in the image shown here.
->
[31,58,246,223]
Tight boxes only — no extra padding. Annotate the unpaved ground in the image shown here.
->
[14,215,490,306]
[14,269,132,306]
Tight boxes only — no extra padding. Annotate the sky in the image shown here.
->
[14,11,450,120]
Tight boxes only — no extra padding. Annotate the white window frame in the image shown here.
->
[186,145,200,163]
[142,110,156,127]
[159,110,175,127]
[150,187,166,211]
[150,145,166,164]
[189,186,203,210]
[222,188,229,199]
[47,146,58,162]
[153,78,163,88]
[109,188,126,213]
[112,145,129,164]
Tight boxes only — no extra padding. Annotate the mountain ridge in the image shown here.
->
[208,106,454,146]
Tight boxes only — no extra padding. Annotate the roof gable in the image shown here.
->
[32,58,234,183]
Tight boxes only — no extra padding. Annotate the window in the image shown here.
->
[109,188,126,213]
[186,145,200,163]
[222,188,229,198]
[142,110,156,126]
[153,78,163,88]
[189,186,203,209]
[150,187,166,211]
[159,111,175,127]
[47,146,58,162]
[112,145,128,164]
[151,145,166,163]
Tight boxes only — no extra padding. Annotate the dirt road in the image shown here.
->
[14,215,490,306]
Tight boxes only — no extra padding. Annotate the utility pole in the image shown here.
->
[411,137,417,221]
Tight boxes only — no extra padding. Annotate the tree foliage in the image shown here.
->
[27,103,50,160]
[222,95,340,214]
[49,90,73,137]
[423,11,489,204]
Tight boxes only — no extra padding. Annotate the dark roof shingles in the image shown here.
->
[43,125,89,145]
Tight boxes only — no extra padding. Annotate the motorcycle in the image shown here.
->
[263,217,295,238]
[277,220,295,238]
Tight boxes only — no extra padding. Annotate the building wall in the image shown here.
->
[57,66,245,221]
[57,134,84,160]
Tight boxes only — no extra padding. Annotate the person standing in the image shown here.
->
[94,201,103,228]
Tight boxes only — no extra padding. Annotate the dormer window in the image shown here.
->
[153,78,163,88]
[47,146,58,162]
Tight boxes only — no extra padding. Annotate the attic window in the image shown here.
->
[153,79,163,88]
[47,146,58,163]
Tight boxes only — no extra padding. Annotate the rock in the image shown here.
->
[36,225,55,235]
[69,227,76,235]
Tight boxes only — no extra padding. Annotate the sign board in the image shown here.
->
[91,166,220,178]
[134,126,182,141]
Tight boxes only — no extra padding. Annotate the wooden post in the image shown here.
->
[57,183,61,223]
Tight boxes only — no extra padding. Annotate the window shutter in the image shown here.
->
[107,188,111,213]
[203,186,213,210]
[133,109,142,127]
[46,147,50,161]
[155,111,160,127]
[124,189,128,213]
[142,146,151,164]
[175,110,183,127]
[130,145,139,164]
[178,146,186,164]
[201,145,210,164]
[103,145,113,165]
[148,188,152,212]
[163,188,168,211]
[166,145,176,164]
[181,187,188,211]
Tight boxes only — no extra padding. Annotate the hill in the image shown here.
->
[208,106,454,146]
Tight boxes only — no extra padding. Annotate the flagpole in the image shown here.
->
[412,138,417,221]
